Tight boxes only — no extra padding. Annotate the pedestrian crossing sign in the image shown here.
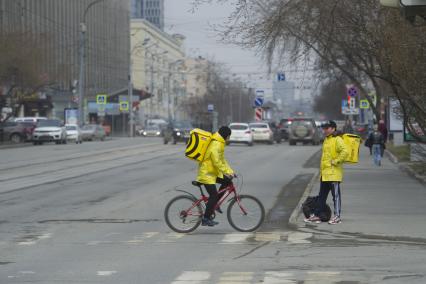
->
[119,101,129,111]
[96,94,107,104]
[360,99,369,109]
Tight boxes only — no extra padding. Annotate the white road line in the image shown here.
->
[220,233,251,244]
[17,233,52,246]
[172,271,211,283]
[263,272,296,284]
[287,232,312,244]
[97,271,117,276]
[219,271,254,283]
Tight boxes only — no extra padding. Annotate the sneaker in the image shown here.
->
[304,214,321,224]
[328,216,342,225]
[215,207,223,214]
[201,217,218,226]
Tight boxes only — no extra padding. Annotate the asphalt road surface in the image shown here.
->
[0,138,424,283]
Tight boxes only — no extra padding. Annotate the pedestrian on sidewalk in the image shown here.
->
[366,124,385,166]
[378,120,388,157]
[305,120,348,225]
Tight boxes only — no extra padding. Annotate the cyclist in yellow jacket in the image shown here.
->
[197,126,234,226]
[305,120,348,225]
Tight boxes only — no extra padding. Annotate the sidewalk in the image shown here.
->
[293,146,426,241]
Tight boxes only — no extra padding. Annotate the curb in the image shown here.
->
[288,171,319,227]
[385,150,426,185]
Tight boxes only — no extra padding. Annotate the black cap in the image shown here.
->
[218,126,232,139]
[321,120,337,129]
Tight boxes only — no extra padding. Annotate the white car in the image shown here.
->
[65,124,82,144]
[32,119,67,145]
[229,123,253,146]
[249,122,274,144]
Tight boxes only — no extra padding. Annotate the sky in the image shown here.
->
[163,0,274,91]
[163,0,318,99]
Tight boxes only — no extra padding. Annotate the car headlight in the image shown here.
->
[176,132,181,136]
[143,131,147,135]
[156,132,160,135]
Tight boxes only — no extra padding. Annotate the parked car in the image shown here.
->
[229,123,253,146]
[65,124,82,144]
[14,117,47,123]
[81,124,106,141]
[0,121,32,143]
[32,119,67,145]
[163,121,193,144]
[288,117,321,145]
[139,125,162,137]
[249,122,274,144]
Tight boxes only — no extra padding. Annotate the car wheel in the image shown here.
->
[289,140,296,146]
[173,139,177,145]
[62,139,67,144]
[247,142,253,146]
[33,141,38,145]
[10,133,22,143]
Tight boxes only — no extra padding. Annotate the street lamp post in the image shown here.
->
[78,0,106,127]
[167,59,184,122]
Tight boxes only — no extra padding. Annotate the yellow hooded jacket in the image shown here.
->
[196,132,234,185]
[320,134,348,182]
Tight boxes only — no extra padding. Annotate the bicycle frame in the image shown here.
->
[181,182,247,218]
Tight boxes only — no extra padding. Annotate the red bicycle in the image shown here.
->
[164,177,265,233]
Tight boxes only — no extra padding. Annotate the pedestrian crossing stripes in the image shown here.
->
[84,231,313,246]
[171,270,351,284]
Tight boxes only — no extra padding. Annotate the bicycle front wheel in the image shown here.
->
[164,195,203,233]
[227,195,265,232]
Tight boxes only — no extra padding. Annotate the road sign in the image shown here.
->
[254,97,264,107]
[207,104,214,112]
[255,89,265,97]
[346,85,358,97]
[277,72,286,81]
[255,108,262,121]
[342,107,360,115]
[360,99,370,109]
[119,101,129,112]
[96,94,107,104]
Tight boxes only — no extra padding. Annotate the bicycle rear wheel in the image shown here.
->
[164,195,203,233]
[227,194,265,232]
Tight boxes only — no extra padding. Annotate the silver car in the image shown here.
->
[81,124,106,141]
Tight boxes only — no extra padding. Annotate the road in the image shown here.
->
[0,138,424,283]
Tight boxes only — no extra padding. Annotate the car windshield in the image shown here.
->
[66,125,77,130]
[250,123,267,128]
[292,120,313,126]
[230,124,248,130]
[37,120,61,127]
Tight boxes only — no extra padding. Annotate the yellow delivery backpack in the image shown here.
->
[341,133,361,163]
[185,128,213,162]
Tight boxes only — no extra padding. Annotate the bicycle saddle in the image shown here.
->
[192,181,202,187]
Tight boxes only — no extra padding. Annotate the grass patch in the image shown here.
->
[387,144,410,162]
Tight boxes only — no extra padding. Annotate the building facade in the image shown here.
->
[131,0,164,31]
[0,0,130,126]
[131,19,185,123]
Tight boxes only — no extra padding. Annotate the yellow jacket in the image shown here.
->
[196,132,234,184]
[320,134,348,182]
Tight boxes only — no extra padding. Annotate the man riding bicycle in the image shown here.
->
[196,126,235,226]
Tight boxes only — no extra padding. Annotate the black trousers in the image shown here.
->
[314,180,342,217]
[203,176,232,219]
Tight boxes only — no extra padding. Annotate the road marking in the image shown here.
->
[97,271,117,276]
[173,271,210,283]
[255,232,282,242]
[287,232,312,244]
[263,272,296,283]
[219,272,253,283]
[220,233,251,244]
[17,233,52,246]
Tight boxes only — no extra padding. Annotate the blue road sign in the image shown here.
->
[277,73,286,81]
[254,97,264,107]
[347,86,358,97]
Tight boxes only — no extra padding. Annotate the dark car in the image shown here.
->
[279,118,292,141]
[0,121,32,143]
[268,121,282,143]
[163,121,193,144]
[288,117,321,145]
